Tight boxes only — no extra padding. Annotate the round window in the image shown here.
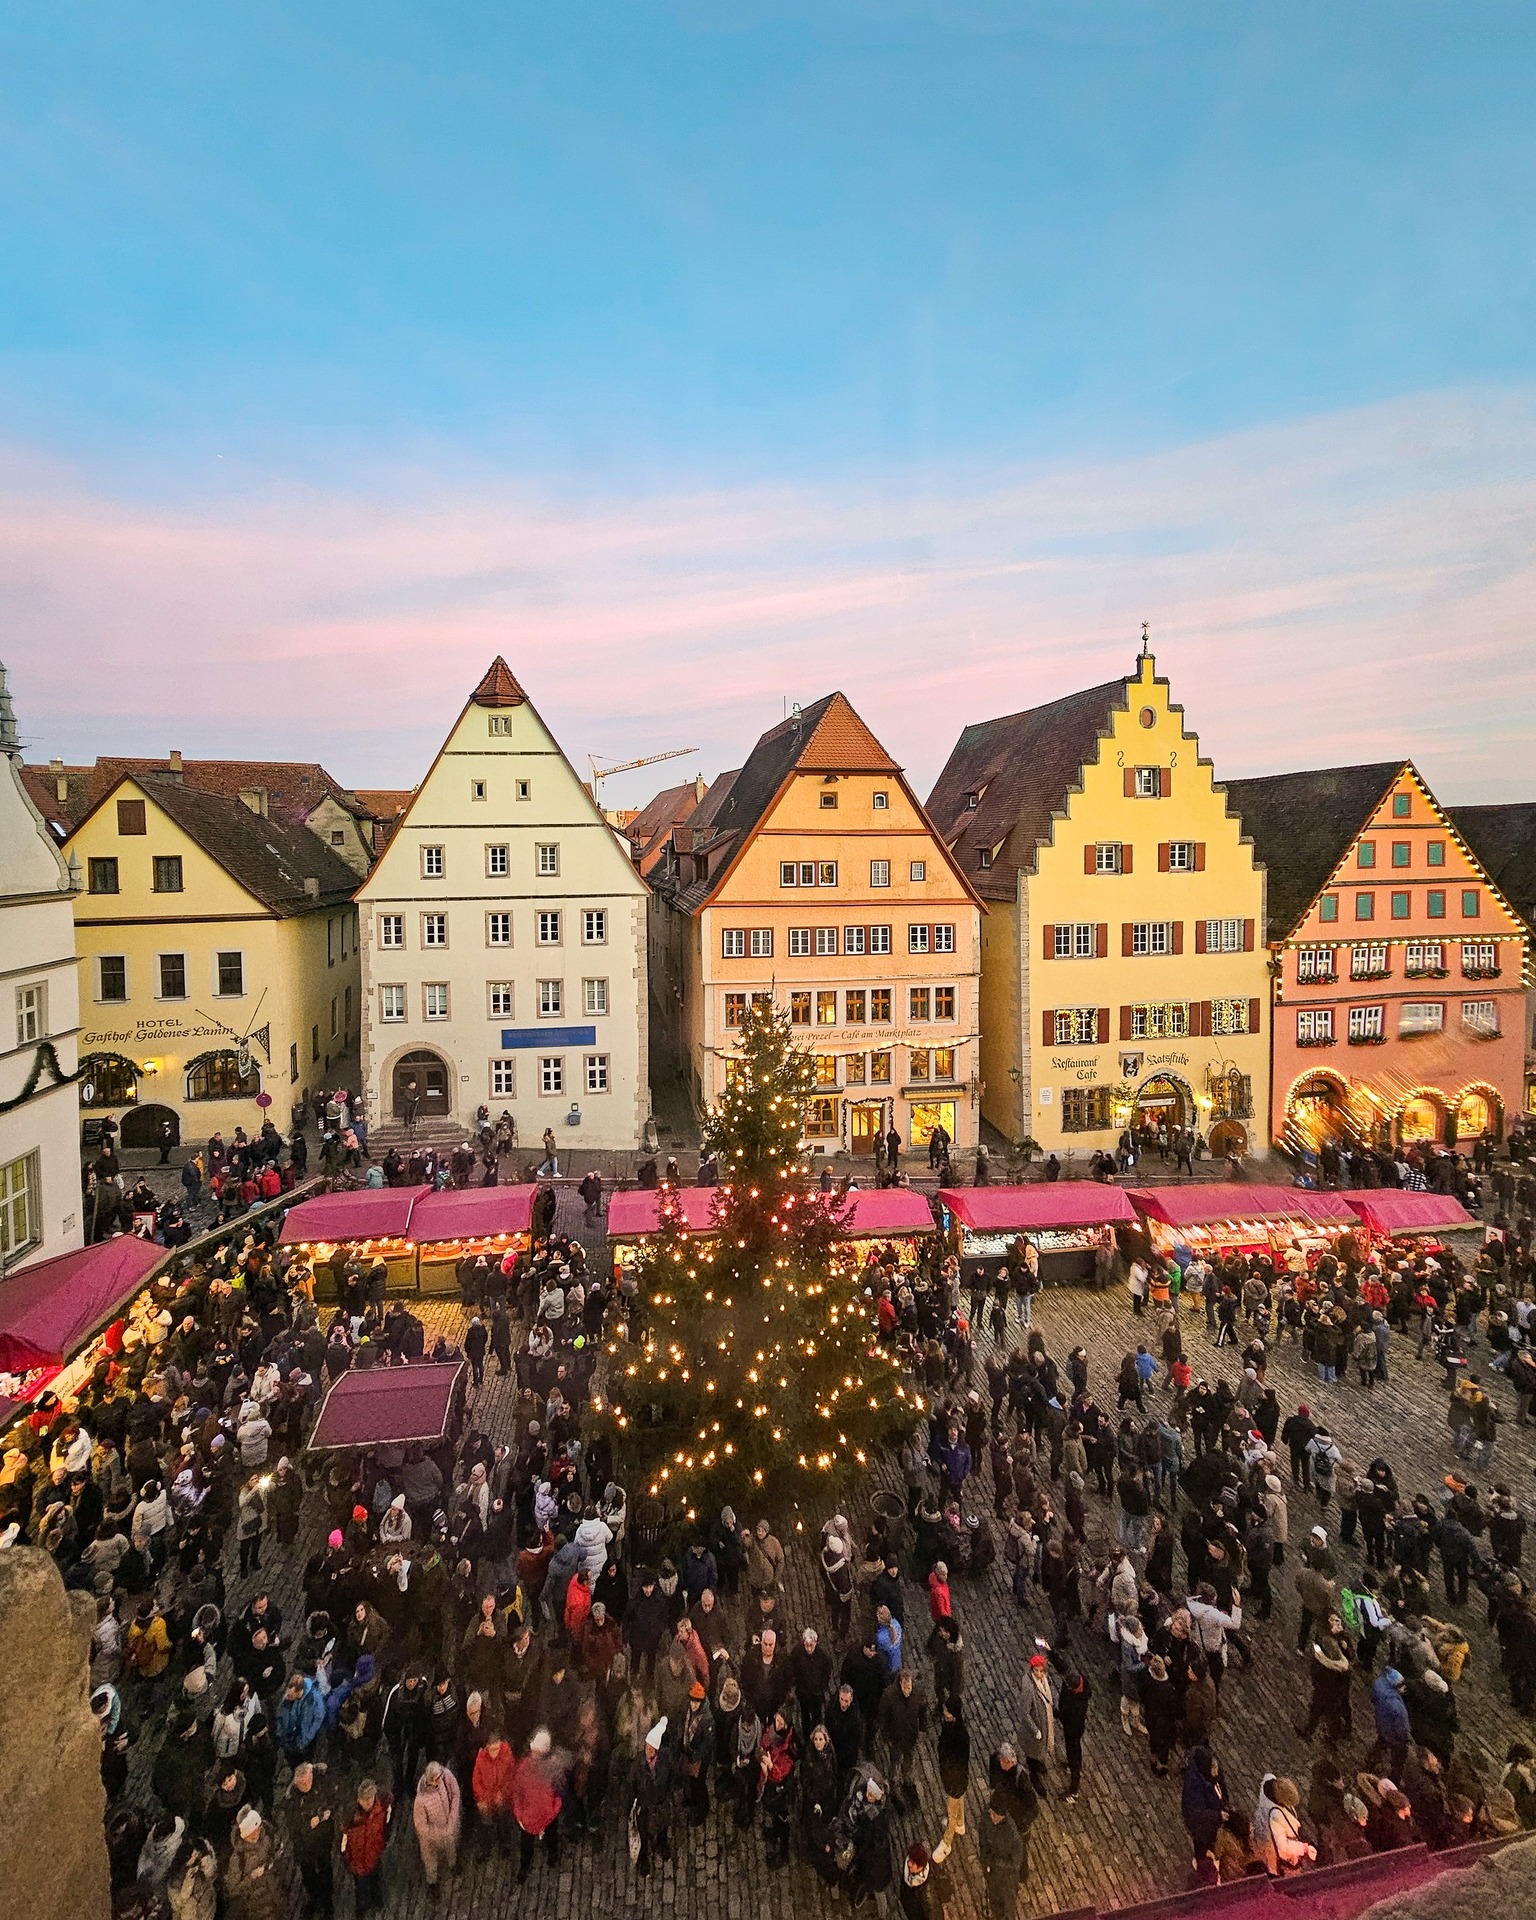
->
[1139,706,1156,728]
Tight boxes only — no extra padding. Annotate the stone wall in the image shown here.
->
[0,1548,110,1920]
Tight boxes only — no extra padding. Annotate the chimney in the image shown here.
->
[168,749,183,780]
[239,786,269,817]
[303,877,320,898]
[693,772,707,802]
[49,756,66,802]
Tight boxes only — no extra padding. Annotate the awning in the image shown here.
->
[410,1186,539,1243]
[0,1236,164,1373]
[1130,1184,1357,1230]
[308,1361,466,1450]
[1345,1191,1478,1236]
[278,1187,430,1246]
[937,1185,1139,1232]
[606,1186,937,1240]
[830,1190,937,1236]
[606,1188,724,1238]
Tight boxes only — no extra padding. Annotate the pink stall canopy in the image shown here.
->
[828,1190,937,1236]
[278,1187,430,1246]
[1130,1184,1357,1230]
[409,1186,539,1244]
[1345,1191,1477,1237]
[937,1185,1138,1233]
[308,1361,466,1451]
[0,1236,164,1373]
[606,1188,726,1238]
[606,1186,936,1240]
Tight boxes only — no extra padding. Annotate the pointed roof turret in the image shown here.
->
[470,657,528,708]
[0,660,21,757]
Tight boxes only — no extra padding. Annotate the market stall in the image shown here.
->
[408,1186,540,1295]
[606,1185,937,1276]
[1343,1191,1477,1238]
[935,1183,1139,1286]
[1129,1183,1357,1266]
[278,1186,429,1299]
[0,1235,164,1413]
[308,1359,468,1452]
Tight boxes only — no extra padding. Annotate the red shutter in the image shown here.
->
[1042,924,1057,959]
[1122,923,1134,956]
[1083,845,1096,875]
[1158,842,1170,872]
[1096,923,1109,958]
[1248,997,1261,1034]
[1170,921,1184,955]
[1242,918,1255,951]
[1096,1007,1110,1045]
[1119,1004,1134,1040]
[1197,1001,1212,1037]
[1042,1010,1055,1047]
[1160,767,1172,798]
[1121,844,1133,874]
[1123,768,1137,798]
[1194,920,1207,954]
[1193,843,1206,871]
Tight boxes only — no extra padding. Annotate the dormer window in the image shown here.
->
[965,790,980,812]
[977,847,993,869]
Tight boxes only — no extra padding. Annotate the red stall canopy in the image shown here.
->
[607,1187,937,1240]
[0,1236,164,1373]
[278,1187,429,1245]
[1130,1184,1356,1230]
[606,1188,724,1237]
[409,1186,538,1244]
[1345,1191,1477,1236]
[309,1360,466,1451]
[937,1185,1138,1232]
[828,1190,937,1235]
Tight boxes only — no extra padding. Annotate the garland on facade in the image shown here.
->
[591,998,919,1521]
[0,1040,85,1116]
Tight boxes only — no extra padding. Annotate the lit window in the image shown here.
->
[380,985,406,1022]
[538,980,563,1017]
[845,1053,867,1085]
[1210,998,1251,1036]
[814,1055,838,1087]
[1054,1008,1099,1044]
[789,992,811,1025]
[909,1048,930,1082]
[424,983,450,1020]
[869,1051,892,1084]
[818,862,837,887]
[806,1096,839,1136]
[1131,1003,1188,1039]
[933,1046,955,1081]
[724,994,747,1027]
[810,990,837,1026]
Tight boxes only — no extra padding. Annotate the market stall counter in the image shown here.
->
[408,1185,539,1295]
[1129,1182,1358,1267]
[935,1183,1139,1286]
[278,1186,429,1300]
[0,1235,165,1412]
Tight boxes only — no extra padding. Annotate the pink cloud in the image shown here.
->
[1,386,1532,805]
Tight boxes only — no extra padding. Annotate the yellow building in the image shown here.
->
[63,774,361,1149]
[927,647,1269,1159]
[651,693,984,1156]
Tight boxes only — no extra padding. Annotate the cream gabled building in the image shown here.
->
[357,660,650,1149]
[0,664,82,1269]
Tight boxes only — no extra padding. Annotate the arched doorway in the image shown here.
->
[1287,1075,1351,1153]
[1397,1093,1448,1148]
[1208,1119,1249,1158]
[1133,1073,1191,1136]
[1455,1086,1501,1143]
[121,1103,180,1150]
[393,1049,452,1120]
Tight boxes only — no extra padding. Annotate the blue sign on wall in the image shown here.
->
[500,1026,598,1051]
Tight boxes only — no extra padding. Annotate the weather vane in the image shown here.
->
[1140,620,1151,657]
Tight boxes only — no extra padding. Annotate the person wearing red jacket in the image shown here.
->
[512,1726,564,1881]
[472,1733,519,1851]
[339,1779,392,1915]
[563,1567,593,1637]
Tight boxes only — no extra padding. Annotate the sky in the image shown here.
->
[1,3,1533,804]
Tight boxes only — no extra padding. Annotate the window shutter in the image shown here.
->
[1158,842,1170,872]
[1119,1004,1133,1040]
[1083,845,1096,875]
[1160,767,1172,798]
[1194,843,1206,871]
[1194,920,1207,954]
[1248,997,1261,1033]
[1170,921,1184,955]
[1122,923,1134,956]
[1096,1006,1110,1044]
[1121,844,1133,875]
[1196,1001,1211,1038]
[1123,768,1137,798]
[1095,923,1109,958]
[1042,1010,1055,1048]
[1242,919,1255,951]
[1042,924,1057,960]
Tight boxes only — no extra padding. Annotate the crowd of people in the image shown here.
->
[5,1124,1536,1919]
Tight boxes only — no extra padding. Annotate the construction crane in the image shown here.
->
[588,745,697,812]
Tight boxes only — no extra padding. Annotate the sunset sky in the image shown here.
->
[2,4,1533,803]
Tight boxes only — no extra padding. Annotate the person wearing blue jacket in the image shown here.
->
[276,1669,327,1762]
[1371,1666,1412,1780]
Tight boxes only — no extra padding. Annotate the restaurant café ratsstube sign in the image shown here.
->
[1050,1049,1191,1084]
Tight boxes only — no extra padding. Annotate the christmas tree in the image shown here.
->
[592,998,919,1524]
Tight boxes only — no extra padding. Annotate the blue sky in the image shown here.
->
[1,4,1533,797]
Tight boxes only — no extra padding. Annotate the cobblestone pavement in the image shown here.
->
[121,1193,1535,1920]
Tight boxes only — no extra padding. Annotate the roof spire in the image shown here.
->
[0,660,20,757]
[1139,620,1151,659]
[471,657,528,708]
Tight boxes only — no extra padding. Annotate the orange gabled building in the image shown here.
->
[1225,761,1531,1156]
[650,694,984,1157]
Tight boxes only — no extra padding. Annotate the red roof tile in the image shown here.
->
[471,657,528,707]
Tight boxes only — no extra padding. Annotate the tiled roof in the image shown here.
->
[470,657,528,707]
[925,679,1126,900]
[1220,762,1402,937]
[709,693,893,850]
[69,776,359,916]
[1451,801,1536,933]
[21,756,373,837]
[351,789,414,822]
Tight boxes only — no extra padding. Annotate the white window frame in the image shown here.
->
[1462,999,1499,1036]
[1296,945,1336,981]
[872,791,889,809]
[1399,1002,1445,1036]
[423,982,450,1021]
[486,911,512,947]
[582,909,607,945]
[814,927,838,957]
[1404,941,1444,972]
[488,982,514,1018]
[910,860,926,882]
[1210,997,1251,1036]
[1348,1004,1385,1041]
[722,928,746,959]
[1095,843,1124,874]
[1054,923,1095,959]
[422,912,448,948]
[788,928,812,957]
[539,1055,564,1096]
[780,862,799,887]
[1054,1007,1099,1045]
[749,928,773,958]
[1130,922,1173,956]
[536,843,560,877]
[869,859,891,888]
[1297,1008,1334,1043]
[1205,919,1243,953]
[491,1057,516,1096]
[817,861,837,887]
[1166,841,1195,872]
[536,910,562,946]
[380,984,407,1023]
[1462,942,1497,972]
[869,925,892,956]
[908,924,930,954]
[15,982,47,1045]
[486,844,509,878]
[844,926,867,956]
[1350,943,1389,978]
[933,923,955,954]
[421,845,445,879]
[1133,766,1161,797]
[585,1054,609,1094]
[1131,1002,1188,1039]
[538,979,564,1018]
[379,914,405,949]
[583,977,609,1017]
